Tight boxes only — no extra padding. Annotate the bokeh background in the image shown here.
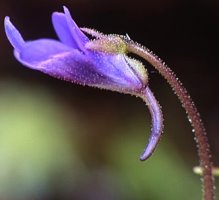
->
[0,0,219,199]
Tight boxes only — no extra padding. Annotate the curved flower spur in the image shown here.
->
[4,6,215,200]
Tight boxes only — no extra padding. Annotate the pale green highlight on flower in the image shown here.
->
[85,36,127,54]
[124,56,148,86]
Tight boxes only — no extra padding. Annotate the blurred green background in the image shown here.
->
[0,0,218,199]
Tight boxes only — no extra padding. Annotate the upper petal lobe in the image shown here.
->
[4,16,25,51]
[62,6,89,50]
[52,12,79,48]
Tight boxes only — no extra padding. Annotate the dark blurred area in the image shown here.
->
[0,0,218,199]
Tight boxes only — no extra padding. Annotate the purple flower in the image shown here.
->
[4,6,163,160]
[4,6,148,95]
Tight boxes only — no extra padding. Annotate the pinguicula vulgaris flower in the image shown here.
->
[4,6,163,161]
[5,7,148,95]
[4,6,215,199]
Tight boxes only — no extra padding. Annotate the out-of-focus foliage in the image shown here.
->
[0,81,84,199]
[0,80,218,199]
[107,122,201,200]
[0,80,215,200]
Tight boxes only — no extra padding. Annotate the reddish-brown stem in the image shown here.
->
[126,40,215,200]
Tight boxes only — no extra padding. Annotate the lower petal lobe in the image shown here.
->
[14,40,109,86]
[15,39,73,65]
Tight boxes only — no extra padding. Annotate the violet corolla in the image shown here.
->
[4,6,215,199]
[4,6,163,161]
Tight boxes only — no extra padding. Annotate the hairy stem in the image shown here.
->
[126,40,215,200]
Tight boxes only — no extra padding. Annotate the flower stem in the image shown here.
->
[126,40,215,200]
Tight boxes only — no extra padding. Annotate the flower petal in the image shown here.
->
[63,6,89,50]
[4,15,73,66]
[37,52,144,93]
[16,48,113,86]
[4,17,25,51]
[38,51,109,84]
[52,12,79,48]
[88,52,144,92]
[14,39,73,66]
